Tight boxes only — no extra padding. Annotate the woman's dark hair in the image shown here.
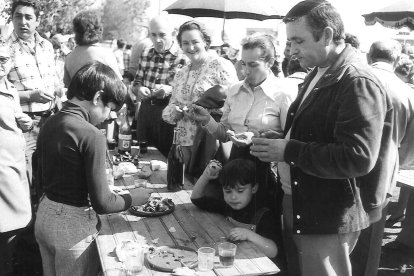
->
[395,58,414,84]
[72,10,103,46]
[11,0,39,19]
[176,20,211,50]
[67,61,127,111]
[219,159,257,189]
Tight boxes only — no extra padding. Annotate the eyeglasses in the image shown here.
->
[0,56,10,64]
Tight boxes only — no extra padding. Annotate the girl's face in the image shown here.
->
[180,29,207,63]
[223,182,258,210]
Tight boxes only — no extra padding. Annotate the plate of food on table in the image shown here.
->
[146,245,198,272]
[130,196,175,217]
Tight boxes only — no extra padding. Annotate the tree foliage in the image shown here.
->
[102,0,151,44]
[1,0,101,35]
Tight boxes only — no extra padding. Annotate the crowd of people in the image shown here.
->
[1,0,414,275]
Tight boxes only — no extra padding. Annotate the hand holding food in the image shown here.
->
[204,160,222,180]
[229,130,259,147]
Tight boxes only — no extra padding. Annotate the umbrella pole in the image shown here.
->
[222,14,226,43]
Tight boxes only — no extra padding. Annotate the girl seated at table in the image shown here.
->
[191,159,285,267]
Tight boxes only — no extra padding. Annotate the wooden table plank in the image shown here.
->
[97,148,280,276]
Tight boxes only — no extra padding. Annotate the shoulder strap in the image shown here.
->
[251,207,270,226]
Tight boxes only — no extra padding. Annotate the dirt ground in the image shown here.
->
[11,186,414,276]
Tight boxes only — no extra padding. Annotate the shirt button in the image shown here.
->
[296,215,301,219]
[293,181,298,185]
[296,230,301,234]
[291,162,295,165]
[290,112,294,116]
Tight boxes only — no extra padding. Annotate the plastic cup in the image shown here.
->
[198,247,215,271]
[123,246,144,275]
[218,242,237,267]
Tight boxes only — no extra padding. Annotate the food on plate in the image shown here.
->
[113,152,134,165]
[147,246,198,272]
[118,162,138,174]
[140,197,173,213]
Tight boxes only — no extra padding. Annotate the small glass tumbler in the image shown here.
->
[198,247,215,271]
[218,242,237,267]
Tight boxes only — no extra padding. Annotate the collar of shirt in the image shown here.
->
[0,79,17,98]
[371,61,394,73]
[61,101,92,123]
[240,71,279,99]
[11,31,47,52]
[148,41,180,59]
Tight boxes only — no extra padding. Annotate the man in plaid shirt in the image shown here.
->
[7,0,60,201]
[132,16,186,157]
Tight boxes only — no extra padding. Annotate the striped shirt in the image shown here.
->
[7,31,58,112]
[133,42,187,89]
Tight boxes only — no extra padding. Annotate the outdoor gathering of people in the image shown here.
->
[0,0,414,275]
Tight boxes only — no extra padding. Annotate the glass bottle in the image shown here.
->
[118,106,132,154]
[167,128,184,191]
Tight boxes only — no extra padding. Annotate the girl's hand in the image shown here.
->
[189,105,210,125]
[227,227,252,242]
[172,105,185,121]
[203,160,222,180]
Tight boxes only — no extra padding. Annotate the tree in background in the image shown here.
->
[102,0,151,44]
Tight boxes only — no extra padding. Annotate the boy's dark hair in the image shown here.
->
[241,34,276,62]
[219,159,257,189]
[72,10,103,46]
[283,0,345,44]
[11,0,40,19]
[117,39,126,49]
[177,20,211,50]
[67,61,127,111]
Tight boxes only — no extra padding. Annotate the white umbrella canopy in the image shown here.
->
[164,0,284,21]
[362,0,414,30]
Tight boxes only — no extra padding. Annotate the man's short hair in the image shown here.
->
[177,20,211,50]
[395,58,414,80]
[283,0,345,44]
[72,11,103,46]
[368,40,402,64]
[67,62,127,111]
[117,39,126,49]
[11,0,40,19]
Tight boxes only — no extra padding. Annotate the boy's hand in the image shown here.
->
[129,187,153,206]
[227,227,252,242]
[203,160,222,180]
[15,112,33,131]
[188,105,210,125]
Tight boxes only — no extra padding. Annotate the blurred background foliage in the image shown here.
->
[1,0,151,43]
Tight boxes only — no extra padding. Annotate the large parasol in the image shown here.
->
[362,0,414,30]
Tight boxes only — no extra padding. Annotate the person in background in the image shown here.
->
[50,34,68,99]
[281,41,292,77]
[63,10,121,87]
[350,39,414,276]
[123,44,132,79]
[394,57,414,88]
[67,37,75,52]
[132,16,187,157]
[35,62,153,275]
[128,26,152,77]
[191,159,285,269]
[189,33,296,212]
[162,20,238,169]
[0,37,33,276]
[113,38,125,77]
[344,32,360,50]
[7,0,61,205]
[250,1,393,275]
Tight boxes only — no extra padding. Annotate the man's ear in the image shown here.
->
[266,57,275,69]
[322,27,334,46]
[92,90,104,105]
[252,183,259,194]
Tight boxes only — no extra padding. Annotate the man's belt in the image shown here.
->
[24,110,53,117]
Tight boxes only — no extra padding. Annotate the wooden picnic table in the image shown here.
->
[96,147,280,276]
[397,169,414,188]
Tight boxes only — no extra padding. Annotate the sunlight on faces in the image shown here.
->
[12,5,39,42]
[0,46,11,79]
[149,18,173,54]
[223,183,258,211]
[286,17,330,69]
[240,48,273,87]
[180,29,208,64]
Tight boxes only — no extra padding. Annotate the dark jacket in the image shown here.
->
[283,45,394,234]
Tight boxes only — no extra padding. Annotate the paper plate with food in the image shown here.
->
[146,245,198,272]
[130,196,175,217]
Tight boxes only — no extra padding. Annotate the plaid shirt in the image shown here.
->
[133,42,187,90]
[7,31,58,113]
[123,49,131,73]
